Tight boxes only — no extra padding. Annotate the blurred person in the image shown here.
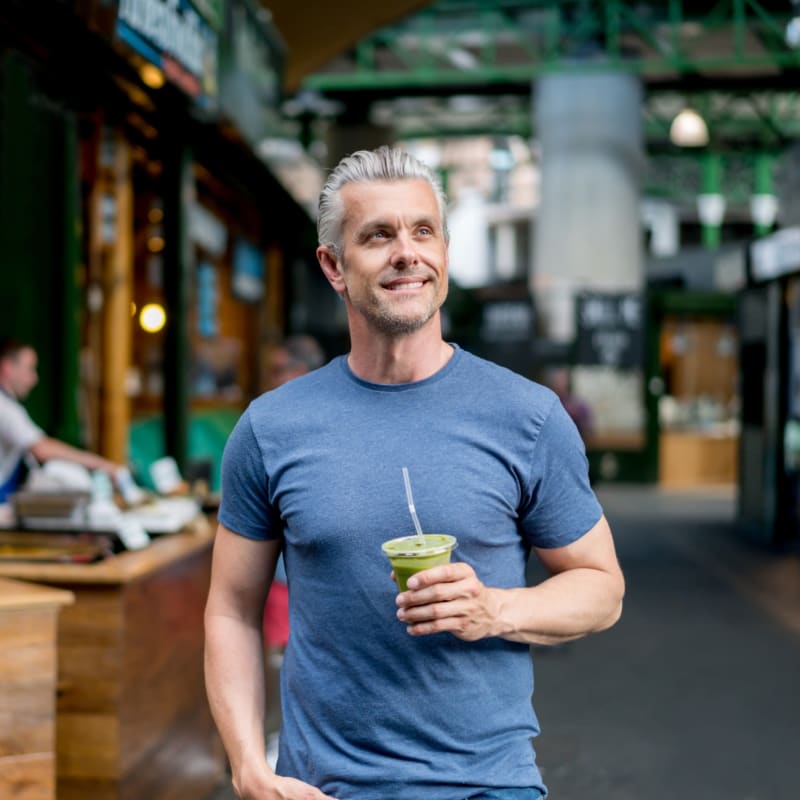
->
[205,146,624,800]
[264,336,325,393]
[260,336,325,767]
[546,366,594,444]
[0,338,121,503]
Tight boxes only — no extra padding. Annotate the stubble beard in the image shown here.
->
[359,278,448,337]
[340,255,449,337]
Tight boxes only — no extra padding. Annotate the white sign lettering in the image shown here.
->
[118,0,211,76]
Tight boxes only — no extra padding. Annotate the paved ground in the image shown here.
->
[531,485,800,800]
[211,484,800,799]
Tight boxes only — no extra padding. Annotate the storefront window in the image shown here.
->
[658,313,740,487]
[659,316,739,435]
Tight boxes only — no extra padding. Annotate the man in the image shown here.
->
[0,339,120,502]
[205,147,625,800]
[263,336,325,394]
[546,366,594,445]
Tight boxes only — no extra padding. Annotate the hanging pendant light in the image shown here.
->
[669,107,709,147]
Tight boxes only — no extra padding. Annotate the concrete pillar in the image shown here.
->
[532,71,644,342]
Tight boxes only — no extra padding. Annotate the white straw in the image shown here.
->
[402,467,425,541]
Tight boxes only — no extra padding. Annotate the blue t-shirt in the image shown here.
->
[219,346,602,800]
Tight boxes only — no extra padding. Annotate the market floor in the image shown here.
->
[210,484,800,800]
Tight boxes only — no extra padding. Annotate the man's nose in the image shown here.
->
[389,231,419,268]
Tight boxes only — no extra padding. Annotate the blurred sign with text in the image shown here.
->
[575,292,644,369]
[116,0,219,109]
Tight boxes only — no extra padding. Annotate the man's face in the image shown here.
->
[320,179,449,337]
[1,347,39,400]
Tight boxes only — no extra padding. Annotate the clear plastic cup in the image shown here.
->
[381,534,458,592]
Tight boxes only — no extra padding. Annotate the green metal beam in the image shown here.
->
[301,0,800,92]
[371,88,800,146]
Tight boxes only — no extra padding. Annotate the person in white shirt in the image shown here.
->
[0,338,120,502]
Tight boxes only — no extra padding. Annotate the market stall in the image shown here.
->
[0,517,224,800]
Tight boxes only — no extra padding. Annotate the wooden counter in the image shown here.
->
[659,430,738,488]
[0,577,74,800]
[0,520,226,800]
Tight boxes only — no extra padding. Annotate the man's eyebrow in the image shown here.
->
[351,220,390,242]
[358,218,393,232]
[353,215,440,239]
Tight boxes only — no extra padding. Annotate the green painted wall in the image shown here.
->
[0,51,81,443]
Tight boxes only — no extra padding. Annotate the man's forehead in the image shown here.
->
[11,348,37,369]
[341,177,434,196]
[340,179,440,223]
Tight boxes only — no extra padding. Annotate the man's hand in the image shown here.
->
[394,562,505,641]
[233,768,339,800]
[396,517,624,647]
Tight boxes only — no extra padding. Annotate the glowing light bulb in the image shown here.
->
[140,63,165,89]
[669,108,709,147]
[139,303,166,333]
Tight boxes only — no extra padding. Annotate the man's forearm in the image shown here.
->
[30,436,118,473]
[490,567,624,646]
[204,614,271,778]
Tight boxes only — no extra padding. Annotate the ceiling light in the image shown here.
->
[147,235,165,253]
[750,194,779,229]
[139,63,165,89]
[669,107,709,147]
[139,303,166,333]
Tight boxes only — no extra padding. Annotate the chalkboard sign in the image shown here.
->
[479,299,534,343]
[575,292,644,368]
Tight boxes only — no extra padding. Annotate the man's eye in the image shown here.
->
[417,227,433,236]
[371,230,388,239]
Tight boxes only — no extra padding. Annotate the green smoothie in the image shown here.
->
[381,534,458,592]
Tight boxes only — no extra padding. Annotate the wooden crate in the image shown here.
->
[0,578,74,800]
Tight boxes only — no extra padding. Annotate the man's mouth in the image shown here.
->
[384,278,427,291]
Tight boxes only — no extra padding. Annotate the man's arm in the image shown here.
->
[29,436,120,475]
[395,514,624,645]
[204,524,338,800]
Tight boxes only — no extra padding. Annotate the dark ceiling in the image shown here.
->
[262,0,433,91]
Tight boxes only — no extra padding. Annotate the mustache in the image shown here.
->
[380,268,435,283]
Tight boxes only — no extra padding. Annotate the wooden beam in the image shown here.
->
[101,133,134,464]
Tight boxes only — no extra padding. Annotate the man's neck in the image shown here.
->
[346,326,454,385]
[0,379,16,400]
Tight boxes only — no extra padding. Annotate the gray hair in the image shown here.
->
[317,145,449,259]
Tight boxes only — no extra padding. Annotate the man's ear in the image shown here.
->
[317,246,345,293]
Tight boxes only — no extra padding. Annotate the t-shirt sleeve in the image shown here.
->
[520,397,603,549]
[0,397,44,450]
[218,408,281,541]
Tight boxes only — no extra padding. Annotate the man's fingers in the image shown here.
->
[405,561,473,590]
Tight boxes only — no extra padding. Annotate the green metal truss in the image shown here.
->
[302,0,800,92]
[295,0,800,149]
[363,88,800,148]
